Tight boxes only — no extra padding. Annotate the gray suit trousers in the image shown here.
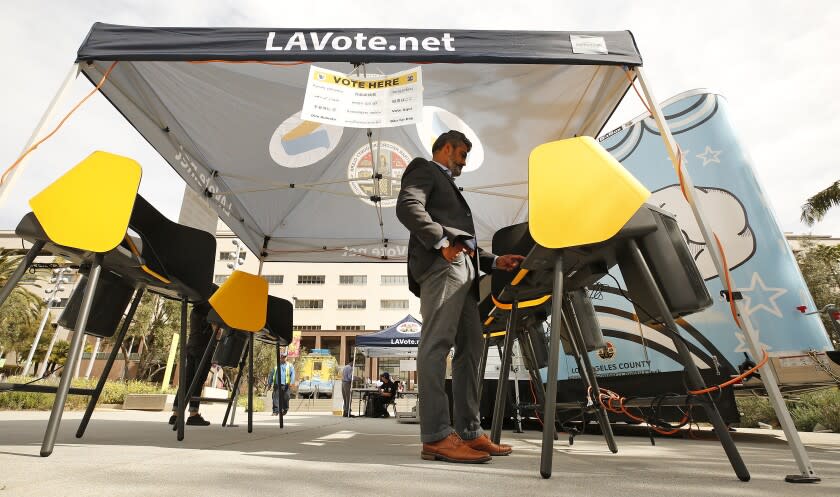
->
[417,253,483,443]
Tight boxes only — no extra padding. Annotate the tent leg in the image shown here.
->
[0,63,80,204]
[634,66,817,483]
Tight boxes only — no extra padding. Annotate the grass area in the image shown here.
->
[736,387,840,432]
[0,376,263,412]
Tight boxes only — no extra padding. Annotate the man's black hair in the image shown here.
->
[432,130,472,153]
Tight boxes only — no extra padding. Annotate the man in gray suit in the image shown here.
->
[397,130,524,463]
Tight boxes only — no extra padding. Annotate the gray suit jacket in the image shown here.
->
[396,157,495,297]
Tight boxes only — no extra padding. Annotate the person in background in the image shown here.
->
[373,372,398,418]
[341,358,354,417]
[268,353,295,415]
[169,301,219,426]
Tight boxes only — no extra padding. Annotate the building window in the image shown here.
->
[298,275,326,285]
[339,275,367,285]
[381,299,409,310]
[262,274,284,285]
[337,299,366,309]
[214,274,229,284]
[381,275,408,285]
[336,325,365,331]
[294,325,322,331]
[295,299,323,309]
[219,251,247,261]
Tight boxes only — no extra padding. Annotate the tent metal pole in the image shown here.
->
[0,63,81,205]
[633,66,818,483]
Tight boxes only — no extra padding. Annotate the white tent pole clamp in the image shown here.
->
[634,66,818,483]
[0,63,80,206]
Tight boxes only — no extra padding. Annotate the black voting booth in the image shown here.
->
[483,203,750,481]
[0,154,216,457]
[172,294,294,435]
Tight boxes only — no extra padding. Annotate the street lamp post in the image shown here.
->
[21,268,70,377]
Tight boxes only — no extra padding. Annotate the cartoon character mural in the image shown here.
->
[568,90,836,386]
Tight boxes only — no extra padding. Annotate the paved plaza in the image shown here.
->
[0,404,838,497]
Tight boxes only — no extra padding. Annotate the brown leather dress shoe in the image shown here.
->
[421,433,492,463]
[463,434,513,456]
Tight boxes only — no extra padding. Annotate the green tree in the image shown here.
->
[795,241,840,347]
[128,293,182,381]
[44,340,70,375]
[801,180,840,226]
[0,249,46,364]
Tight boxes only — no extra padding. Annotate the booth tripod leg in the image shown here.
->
[490,300,519,444]
[511,350,523,434]
[517,324,549,419]
[223,345,249,427]
[0,240,44,308]
[77,287,145,438]
[626,240,749,482]
[476,333,490,403]
[540,254,564,479]
[248,334,254,433]
[173,326,221,432]
[562,298,618,453]
[176,298,188,441]
[40,254,102,457]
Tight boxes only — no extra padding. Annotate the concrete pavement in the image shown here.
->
[0,404,838,496]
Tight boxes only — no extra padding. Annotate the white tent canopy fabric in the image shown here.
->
[72,24,642,263]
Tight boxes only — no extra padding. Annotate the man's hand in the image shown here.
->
[441,242,474,262]
[496,254,525,272]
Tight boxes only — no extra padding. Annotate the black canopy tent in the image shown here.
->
[355,314,422,358]
[67,24,642,263]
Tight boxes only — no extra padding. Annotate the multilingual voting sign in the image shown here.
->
[301,65,423,128]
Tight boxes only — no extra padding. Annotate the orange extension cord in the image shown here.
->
[0,61,119,188]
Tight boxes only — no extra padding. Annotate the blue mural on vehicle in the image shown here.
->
[555,90,834,383]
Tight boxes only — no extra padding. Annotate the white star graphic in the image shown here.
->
[665,149,689,168]
[734,328,773,354]
[739,272,787,318]
[695,146,722,166]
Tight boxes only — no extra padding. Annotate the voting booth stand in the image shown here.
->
[0,24,818,481]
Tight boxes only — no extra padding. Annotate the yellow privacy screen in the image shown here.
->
[528,137,649,249]
[29,151,142,253]
[209,270,268,332]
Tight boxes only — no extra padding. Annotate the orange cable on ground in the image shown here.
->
[1,61,119,188]
[688,349,769,395]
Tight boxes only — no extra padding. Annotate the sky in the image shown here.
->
[0,0,838,237]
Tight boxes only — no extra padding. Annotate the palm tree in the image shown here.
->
[0,249,45,361]
[801,180,840,226]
